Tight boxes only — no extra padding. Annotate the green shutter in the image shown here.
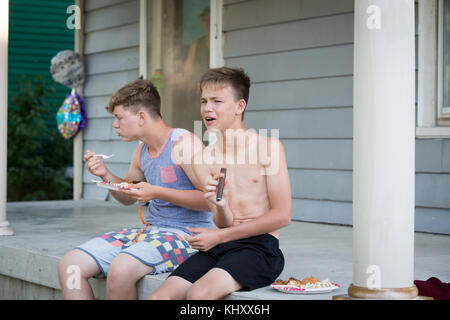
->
[8,0,75,126]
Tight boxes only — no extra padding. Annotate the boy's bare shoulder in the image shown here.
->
[125,143,146,181]
[174,131,203,147]
[130,142,144,162]
[171,131,205,167]
[254,131,284,156]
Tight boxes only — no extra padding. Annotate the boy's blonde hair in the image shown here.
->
[107,79,161,119]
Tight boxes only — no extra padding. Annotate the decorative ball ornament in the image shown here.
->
[50,50,85,89]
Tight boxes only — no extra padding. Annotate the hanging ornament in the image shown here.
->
[56,89,87,139]
[50,50,87,139]
[50,50,85,89]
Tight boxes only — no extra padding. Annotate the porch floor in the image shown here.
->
[1,200,449,300]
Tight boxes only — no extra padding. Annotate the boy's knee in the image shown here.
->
[107,257,138,290]
[58,250,91,291]
[59,249,100,281]
[58,250,78,275]
[106,262,126,290]
[186,285,212,300]
[147,291,171,300]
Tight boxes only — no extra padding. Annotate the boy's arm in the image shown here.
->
[129,185,210,212]
[173,133,236,220]
[171,132,213,190]
[85,146,144,206]
[118,134,211,211]
[186,139,292,251]
[203,174,234,227]
[105,144,146,205]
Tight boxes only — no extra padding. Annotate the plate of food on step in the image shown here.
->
[92,180,138,191]
[271,276,340,294]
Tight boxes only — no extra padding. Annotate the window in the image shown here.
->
[417,0,450,137]
[141,0,223,133]
[438,0,450,118]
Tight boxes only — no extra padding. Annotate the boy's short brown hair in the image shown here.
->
[107,79,162,119]
[200,67,251,120]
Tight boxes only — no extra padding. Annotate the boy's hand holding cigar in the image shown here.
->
[203,168,228,209]
[202,168,234,229]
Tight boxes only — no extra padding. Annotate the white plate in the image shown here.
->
[91,180,137,191]
[270,283,340,295]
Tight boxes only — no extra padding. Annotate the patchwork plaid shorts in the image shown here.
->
[76,225,195,277]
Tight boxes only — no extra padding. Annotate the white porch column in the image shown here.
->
[349,0,417,299]
[73,0,84,200]
[0,0,15,236]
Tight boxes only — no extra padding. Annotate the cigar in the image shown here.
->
[216,168,227,202]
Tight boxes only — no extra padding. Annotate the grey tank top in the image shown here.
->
[139,128,214,231]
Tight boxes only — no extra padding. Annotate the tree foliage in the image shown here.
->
[7,75,73,201]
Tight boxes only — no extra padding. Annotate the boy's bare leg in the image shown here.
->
[147,276,193,300]
[186,268,243,300]
[106,253,154,300]
[58,249,101,300]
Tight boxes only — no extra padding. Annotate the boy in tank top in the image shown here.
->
[58,79,214,300]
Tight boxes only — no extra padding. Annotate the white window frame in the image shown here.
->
[438,0,450,118]
[417,0,450,138]
[139,0,224,80]
[210,0,224,68]
[139,0,148,79]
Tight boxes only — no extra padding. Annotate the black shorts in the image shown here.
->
[168,233,284,291]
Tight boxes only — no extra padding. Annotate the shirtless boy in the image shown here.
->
[58,79,214,300]
[148,67,292,300]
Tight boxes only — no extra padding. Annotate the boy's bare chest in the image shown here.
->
[210,163,264,189]
[210,163,270,218]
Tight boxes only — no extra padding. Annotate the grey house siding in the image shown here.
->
[78,0,450,234]
[223,0,355,226]
[223,0,450,234]
[81,0,140,200]
[416,140,450,234]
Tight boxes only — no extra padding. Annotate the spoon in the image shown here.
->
[95,154,115,159]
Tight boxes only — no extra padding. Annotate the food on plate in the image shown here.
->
[273,276,335,289]
[99,181,133,189]
[287,277,303,287]
[302,276,321,284]
[273,279,288,285]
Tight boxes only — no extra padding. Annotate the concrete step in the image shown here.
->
[1,200,449,300]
